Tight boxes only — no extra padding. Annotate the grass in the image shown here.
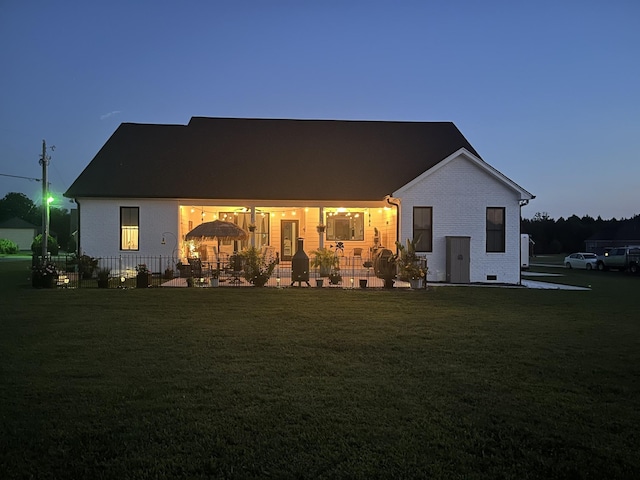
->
[1,258,639,479]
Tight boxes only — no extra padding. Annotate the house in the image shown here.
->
[0,217,38,250]
[64,117,534,284]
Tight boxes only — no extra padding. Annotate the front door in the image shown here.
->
[446,236,470,283]
[281,220,299,261]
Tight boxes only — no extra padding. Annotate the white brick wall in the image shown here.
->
[78,198,179,258]
[395,153,523,284]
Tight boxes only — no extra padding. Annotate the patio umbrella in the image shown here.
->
[185,220,249,270]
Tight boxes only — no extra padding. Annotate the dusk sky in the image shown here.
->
[1,0,638,220]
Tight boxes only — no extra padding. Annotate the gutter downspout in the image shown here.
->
[74,199,81,256]
[518,199,530,285]
[385,195,401,252]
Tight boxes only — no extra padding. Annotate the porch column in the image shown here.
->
[250,207,256,248]
[319,207,324,249]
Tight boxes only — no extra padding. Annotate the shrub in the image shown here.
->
[0,238,19,254]
[239,246,277,287]
[31,234,59,255]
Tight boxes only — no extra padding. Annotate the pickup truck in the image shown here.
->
[596,246,640,273]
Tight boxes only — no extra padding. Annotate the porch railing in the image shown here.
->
[40,254,393,288]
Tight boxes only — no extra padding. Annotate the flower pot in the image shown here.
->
[210,278,219,287]
[136,273,151,288]
[252,276,269,287]
[316,279,324,287]
[359,279,367,288]
[409,279,423,289]
[32,273,57,288]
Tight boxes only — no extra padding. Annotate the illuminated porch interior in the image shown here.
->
[177,204,397,263]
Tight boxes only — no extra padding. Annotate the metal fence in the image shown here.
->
[42,254,392,289]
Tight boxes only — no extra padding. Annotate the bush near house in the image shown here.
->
[0,238,19,254]
[30,234,59,256]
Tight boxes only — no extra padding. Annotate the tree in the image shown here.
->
[0,192,36,223]
[0,191,73,250]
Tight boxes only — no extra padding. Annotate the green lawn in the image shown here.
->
[1,258,639,479]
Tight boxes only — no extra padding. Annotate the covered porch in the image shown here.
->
[175,202,398,267]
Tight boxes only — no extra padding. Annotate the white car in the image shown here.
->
[564,252,598,270]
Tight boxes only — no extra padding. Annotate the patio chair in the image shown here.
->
[188,258,203,278]
[350,247,363,266]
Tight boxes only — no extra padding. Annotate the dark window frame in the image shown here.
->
[486,207,505,253]
[413,206,433,252]
[120,206,139,251]
[325,212,365,241]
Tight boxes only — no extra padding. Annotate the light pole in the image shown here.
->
[39,140,54,261]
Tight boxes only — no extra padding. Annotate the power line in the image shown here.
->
[0,172,41,182]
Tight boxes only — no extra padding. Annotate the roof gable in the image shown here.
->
[65,117,482,201]
[394,148,534,200]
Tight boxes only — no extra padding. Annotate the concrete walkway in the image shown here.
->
[521,271,590,290]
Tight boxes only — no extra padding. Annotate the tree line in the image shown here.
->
[522,212,640,254]
[0,192,73,251]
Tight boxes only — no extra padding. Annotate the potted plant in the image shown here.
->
[373,248,396,289]
[136,263,152,288]
[360,260,373,288]
[76,254,99,279]
[210,268,220,287]
[96,267,111,288]
[311,247,339,277]
[239,246,277,287]
[395,238,427,289]
[328,268,342,285]
[316,224,326,234]
[31,260,58,288]
[163,267,174,279]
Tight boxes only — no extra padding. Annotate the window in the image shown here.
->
[413,207,432,252]
[120,207,139,251]
[326,212,364,241]
[486,207,505,252]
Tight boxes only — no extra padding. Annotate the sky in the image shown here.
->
[1,0,638,220]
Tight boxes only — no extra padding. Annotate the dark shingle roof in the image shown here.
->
[65,117,481,201]
[0,217,38,229]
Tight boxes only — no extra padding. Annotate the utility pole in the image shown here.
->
[40,140,50,260]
